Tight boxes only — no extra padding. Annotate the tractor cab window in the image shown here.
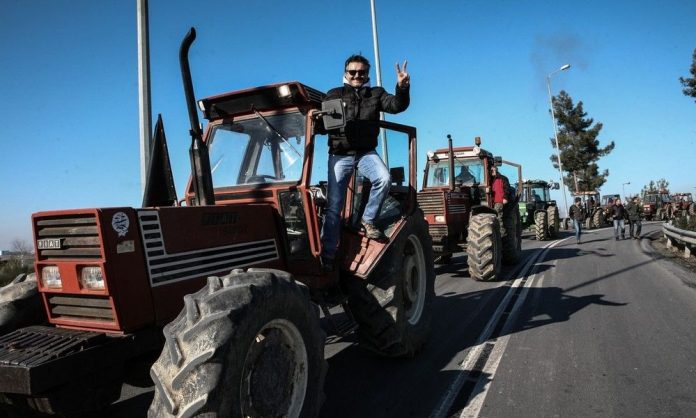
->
[425,160,483,187]
[524,186,549,203]
[207,112,305,188]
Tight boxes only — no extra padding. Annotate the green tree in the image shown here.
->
[549,90,615,192]
[679,48,696,102]
[641,178,670,198]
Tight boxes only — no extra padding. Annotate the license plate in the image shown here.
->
[37,238,62,250]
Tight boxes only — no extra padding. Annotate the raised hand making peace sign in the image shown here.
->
[396,60,410,87]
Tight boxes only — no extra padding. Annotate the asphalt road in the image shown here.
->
[109,221,696,417]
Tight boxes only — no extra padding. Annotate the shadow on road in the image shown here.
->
[516,287,626,332]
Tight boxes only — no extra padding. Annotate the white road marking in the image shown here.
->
[431,237,568,418]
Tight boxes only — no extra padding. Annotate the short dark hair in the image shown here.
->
[575,197,581,203]
[344,54,371,71]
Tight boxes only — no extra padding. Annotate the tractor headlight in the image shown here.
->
[41,266,62,289]
[435,215,446,223]
[80,266,105,290]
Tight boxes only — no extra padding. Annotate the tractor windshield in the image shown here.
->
[425,159,483,187]
[207,111,305,187]
[523,186,549,203]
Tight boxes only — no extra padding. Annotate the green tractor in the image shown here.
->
[518,180,560,240]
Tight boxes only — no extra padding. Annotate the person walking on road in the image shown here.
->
[625,196,644,239]
[569,196,586,244]
[612,198,628,240]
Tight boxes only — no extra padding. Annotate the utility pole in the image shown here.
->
[546,64,571,218]
[370,0,388,166]
[137,0,152,196]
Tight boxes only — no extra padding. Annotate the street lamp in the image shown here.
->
[546,64,571,218]
[622,182,631,200]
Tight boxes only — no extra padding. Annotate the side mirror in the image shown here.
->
[493,156,503,166]
[319,99,345,131]
[390,167,405,186]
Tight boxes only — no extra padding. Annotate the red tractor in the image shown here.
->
[642,190,672,220]
[417,135,522,281]
[0,29,435,417]
[671,192,694,217]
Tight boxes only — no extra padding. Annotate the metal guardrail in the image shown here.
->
[663,221,696,258]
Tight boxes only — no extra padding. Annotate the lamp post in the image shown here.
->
[622,182,631,200]
[546,63,571,217]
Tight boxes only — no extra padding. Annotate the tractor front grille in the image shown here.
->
[417,192,445,215]
[47,295,114,323]
[428,225,449,241]
[35,215,101,260]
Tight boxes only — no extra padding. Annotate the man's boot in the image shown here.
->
[361,220,386,241]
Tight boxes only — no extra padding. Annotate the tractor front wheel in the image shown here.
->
[467,214,502,281]
[345,212,435,357]
[534,211,548,241]
[547,205,560,238]
[502,207,521,265]
[0,273,44,335]
[149,269,326,418]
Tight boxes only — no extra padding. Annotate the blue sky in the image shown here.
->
[1,0,695,250]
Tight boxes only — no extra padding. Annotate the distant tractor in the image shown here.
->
[0,29,436,417]
[600,193,621,222]
[418,135,522,281]
[671,192,694,217]
[518,180,560,240]
[572,191,603,229]
[642,190,672,220]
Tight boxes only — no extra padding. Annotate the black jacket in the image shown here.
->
[625,202,643,221]
[612,204,628,220]
[324,84,410,155]
[569,203,585,221]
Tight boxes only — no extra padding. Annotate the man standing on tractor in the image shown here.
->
[491,165,509,237]
[319,54,410,271]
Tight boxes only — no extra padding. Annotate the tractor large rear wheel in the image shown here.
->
[149,269,326,418]
[467,214,502,281]
[593,209,605,228]
[501,207,521,265]
[534,211,548,241]
[345,213,435,357]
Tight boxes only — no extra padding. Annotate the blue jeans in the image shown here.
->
[320,151,391,259]
[613,219,625,238]
[573,219,582,241]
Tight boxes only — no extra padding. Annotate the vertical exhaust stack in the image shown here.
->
[447,134,455,191]
[180,28,215,206]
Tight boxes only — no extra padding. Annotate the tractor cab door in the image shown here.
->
[340,121,417,279]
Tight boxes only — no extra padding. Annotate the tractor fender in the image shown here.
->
[471,205,497,216]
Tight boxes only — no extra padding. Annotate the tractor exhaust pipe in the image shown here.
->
[447,134,455,191]
[180,27,215,206]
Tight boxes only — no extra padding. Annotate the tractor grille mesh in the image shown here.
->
[417,192,445,215]
[47,295,114,323]
[35,215,101,259]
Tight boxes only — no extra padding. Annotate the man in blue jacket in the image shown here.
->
[320,54,410,271]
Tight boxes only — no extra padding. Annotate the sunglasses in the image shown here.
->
[346,69,367,77]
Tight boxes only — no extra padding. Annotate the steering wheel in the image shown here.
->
[246,175,277,183]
